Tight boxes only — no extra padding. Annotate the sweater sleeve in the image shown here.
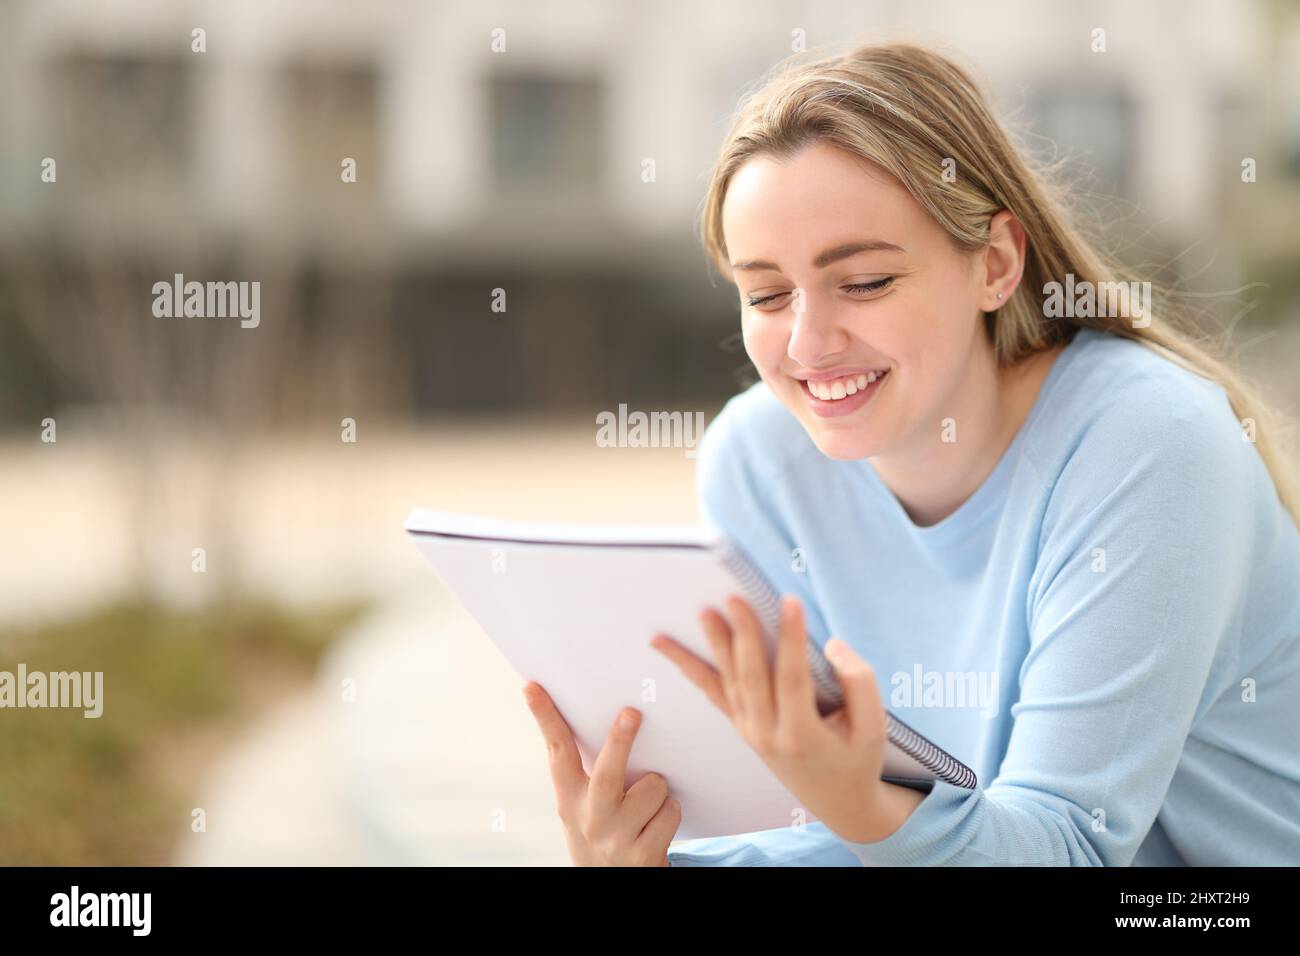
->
[837,382,1255,865]
[669,821,865,866]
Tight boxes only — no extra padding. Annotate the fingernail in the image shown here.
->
[619,709,638,730]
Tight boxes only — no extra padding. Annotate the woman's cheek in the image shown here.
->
[868,301,915,350]
[741,311,786,375]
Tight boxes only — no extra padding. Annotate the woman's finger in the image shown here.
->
[588,706,643,815]
[773,595,818,730]
[823,638,885,745]
[698,606,741,715]
[726,594,776,735]
[521,682,589,813]
[634,794,682,862]
[649,634,730,714]
[621,770,672,833]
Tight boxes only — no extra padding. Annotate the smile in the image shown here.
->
[799,369,890,417]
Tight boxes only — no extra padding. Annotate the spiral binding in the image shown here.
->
[712,536,977,791]
[885,712,979,790]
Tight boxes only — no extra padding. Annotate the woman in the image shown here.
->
[522,41,1300,865]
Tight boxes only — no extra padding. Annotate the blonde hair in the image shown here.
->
[698,40,1300,528]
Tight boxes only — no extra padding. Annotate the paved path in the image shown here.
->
[176,581,579,865]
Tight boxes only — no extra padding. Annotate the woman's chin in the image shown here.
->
[808,429,881,461]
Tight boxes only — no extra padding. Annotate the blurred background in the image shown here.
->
[1,0,1298,865]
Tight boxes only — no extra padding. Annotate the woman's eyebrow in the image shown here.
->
[731,239,906,273]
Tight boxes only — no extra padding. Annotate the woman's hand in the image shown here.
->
[651,593,909,843]
[522,682,681,866]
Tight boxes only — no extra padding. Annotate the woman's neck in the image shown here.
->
[870,342,1066,528]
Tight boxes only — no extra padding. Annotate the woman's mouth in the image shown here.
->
[798,369,890,418]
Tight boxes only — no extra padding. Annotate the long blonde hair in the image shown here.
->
[698,41,1300,528]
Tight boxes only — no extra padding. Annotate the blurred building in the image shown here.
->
[1,0,1298,427]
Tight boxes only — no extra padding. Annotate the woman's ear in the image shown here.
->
[980,210,1027,310]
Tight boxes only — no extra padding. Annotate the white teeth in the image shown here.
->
[806,369,887,401]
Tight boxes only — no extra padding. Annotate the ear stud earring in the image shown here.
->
[996,292,1004,300]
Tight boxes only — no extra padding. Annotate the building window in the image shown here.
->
[279,61,379,206]
[55,53,193,191]
[486,71,604,207]
[1022,84,1136,197]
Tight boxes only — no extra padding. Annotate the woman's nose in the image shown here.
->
[786,291,850,365]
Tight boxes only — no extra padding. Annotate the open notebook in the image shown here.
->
[405,508,976,840]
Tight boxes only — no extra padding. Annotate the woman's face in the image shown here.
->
[721,141,991,462]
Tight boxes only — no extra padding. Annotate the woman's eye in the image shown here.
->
[845,276,895,295]
[745,291,789,308]
[745,277,894,309]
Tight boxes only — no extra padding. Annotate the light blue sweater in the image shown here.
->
[668,326,1300,866]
